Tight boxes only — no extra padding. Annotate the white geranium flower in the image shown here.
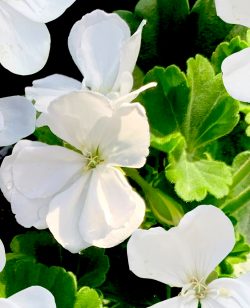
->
[0,90,149,253]
[0,0,76,75]
[215,0,250,27]
[25,9,156,114]
[0,286,56,307]
[127,205,250,308]
[0,96,36,146]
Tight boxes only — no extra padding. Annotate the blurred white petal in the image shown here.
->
[3,0,76,23]
[0,96,36,146]
[0,3,50,75]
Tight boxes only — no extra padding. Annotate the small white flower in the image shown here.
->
[215,0,250,28]
[0,96,36,146]
[0,286,56,307]
[127,205,250,308]
[25,9,156,114]
[0,0,76,75]
[0,90,149,253]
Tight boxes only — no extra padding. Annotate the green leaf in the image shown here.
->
[74,287,102,308]
[190,0,247,57]
[140,55,239,201]
[240,102,250,137]
[34,126,63,146]
[119,0,190,70]
[10,231,56,257]
[220,151,250,214]
[185,56,239,150]
[219,233,250,275]
[78,247,109,289]
[0,257,77,308]
[211,36,249,74]
[166,149,232,202]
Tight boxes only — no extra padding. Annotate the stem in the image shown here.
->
[166,285,171,299]
[123,168,151,193]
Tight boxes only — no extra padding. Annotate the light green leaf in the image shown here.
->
[74,287,102,308]
[166,149,232,202]
[220,151,250,214]
[140,55,239,201]
[240,103,250,137]
[211,36,249,74]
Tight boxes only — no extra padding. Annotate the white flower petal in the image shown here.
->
[12,143,83,199]
[46,91,112,149]
[149,296,198,308]
[0,240,6,272]
[202,278,250,308]
[0,3,50,75]
[127,205,235,287]
[215,0,250,27]
[222,48,250,102]
[112,82,157,107]
[92,103,150,168]
[7,286,56,308]
[25,74,81,113]
[68,9,130,93]
[112,20,146,92]
[238,272,250,285]
[46,176,91,253]
[0,140,45,202]
[11,190,49,229]
[0,96,36,146]
[0,299,18,308]
[79,166,145,248]
[3,0,76,23]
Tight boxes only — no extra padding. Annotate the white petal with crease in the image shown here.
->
[47,176,91,253]
[45,91,112,149]
[79,166,145,247]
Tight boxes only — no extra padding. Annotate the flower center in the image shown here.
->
[82,148,104,170]
[181,277,208,300]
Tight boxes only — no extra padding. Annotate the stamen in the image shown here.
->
[82,148,104,170]
[180,277,208,300]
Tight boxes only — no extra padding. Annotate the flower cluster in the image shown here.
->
[0,0,249,307]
